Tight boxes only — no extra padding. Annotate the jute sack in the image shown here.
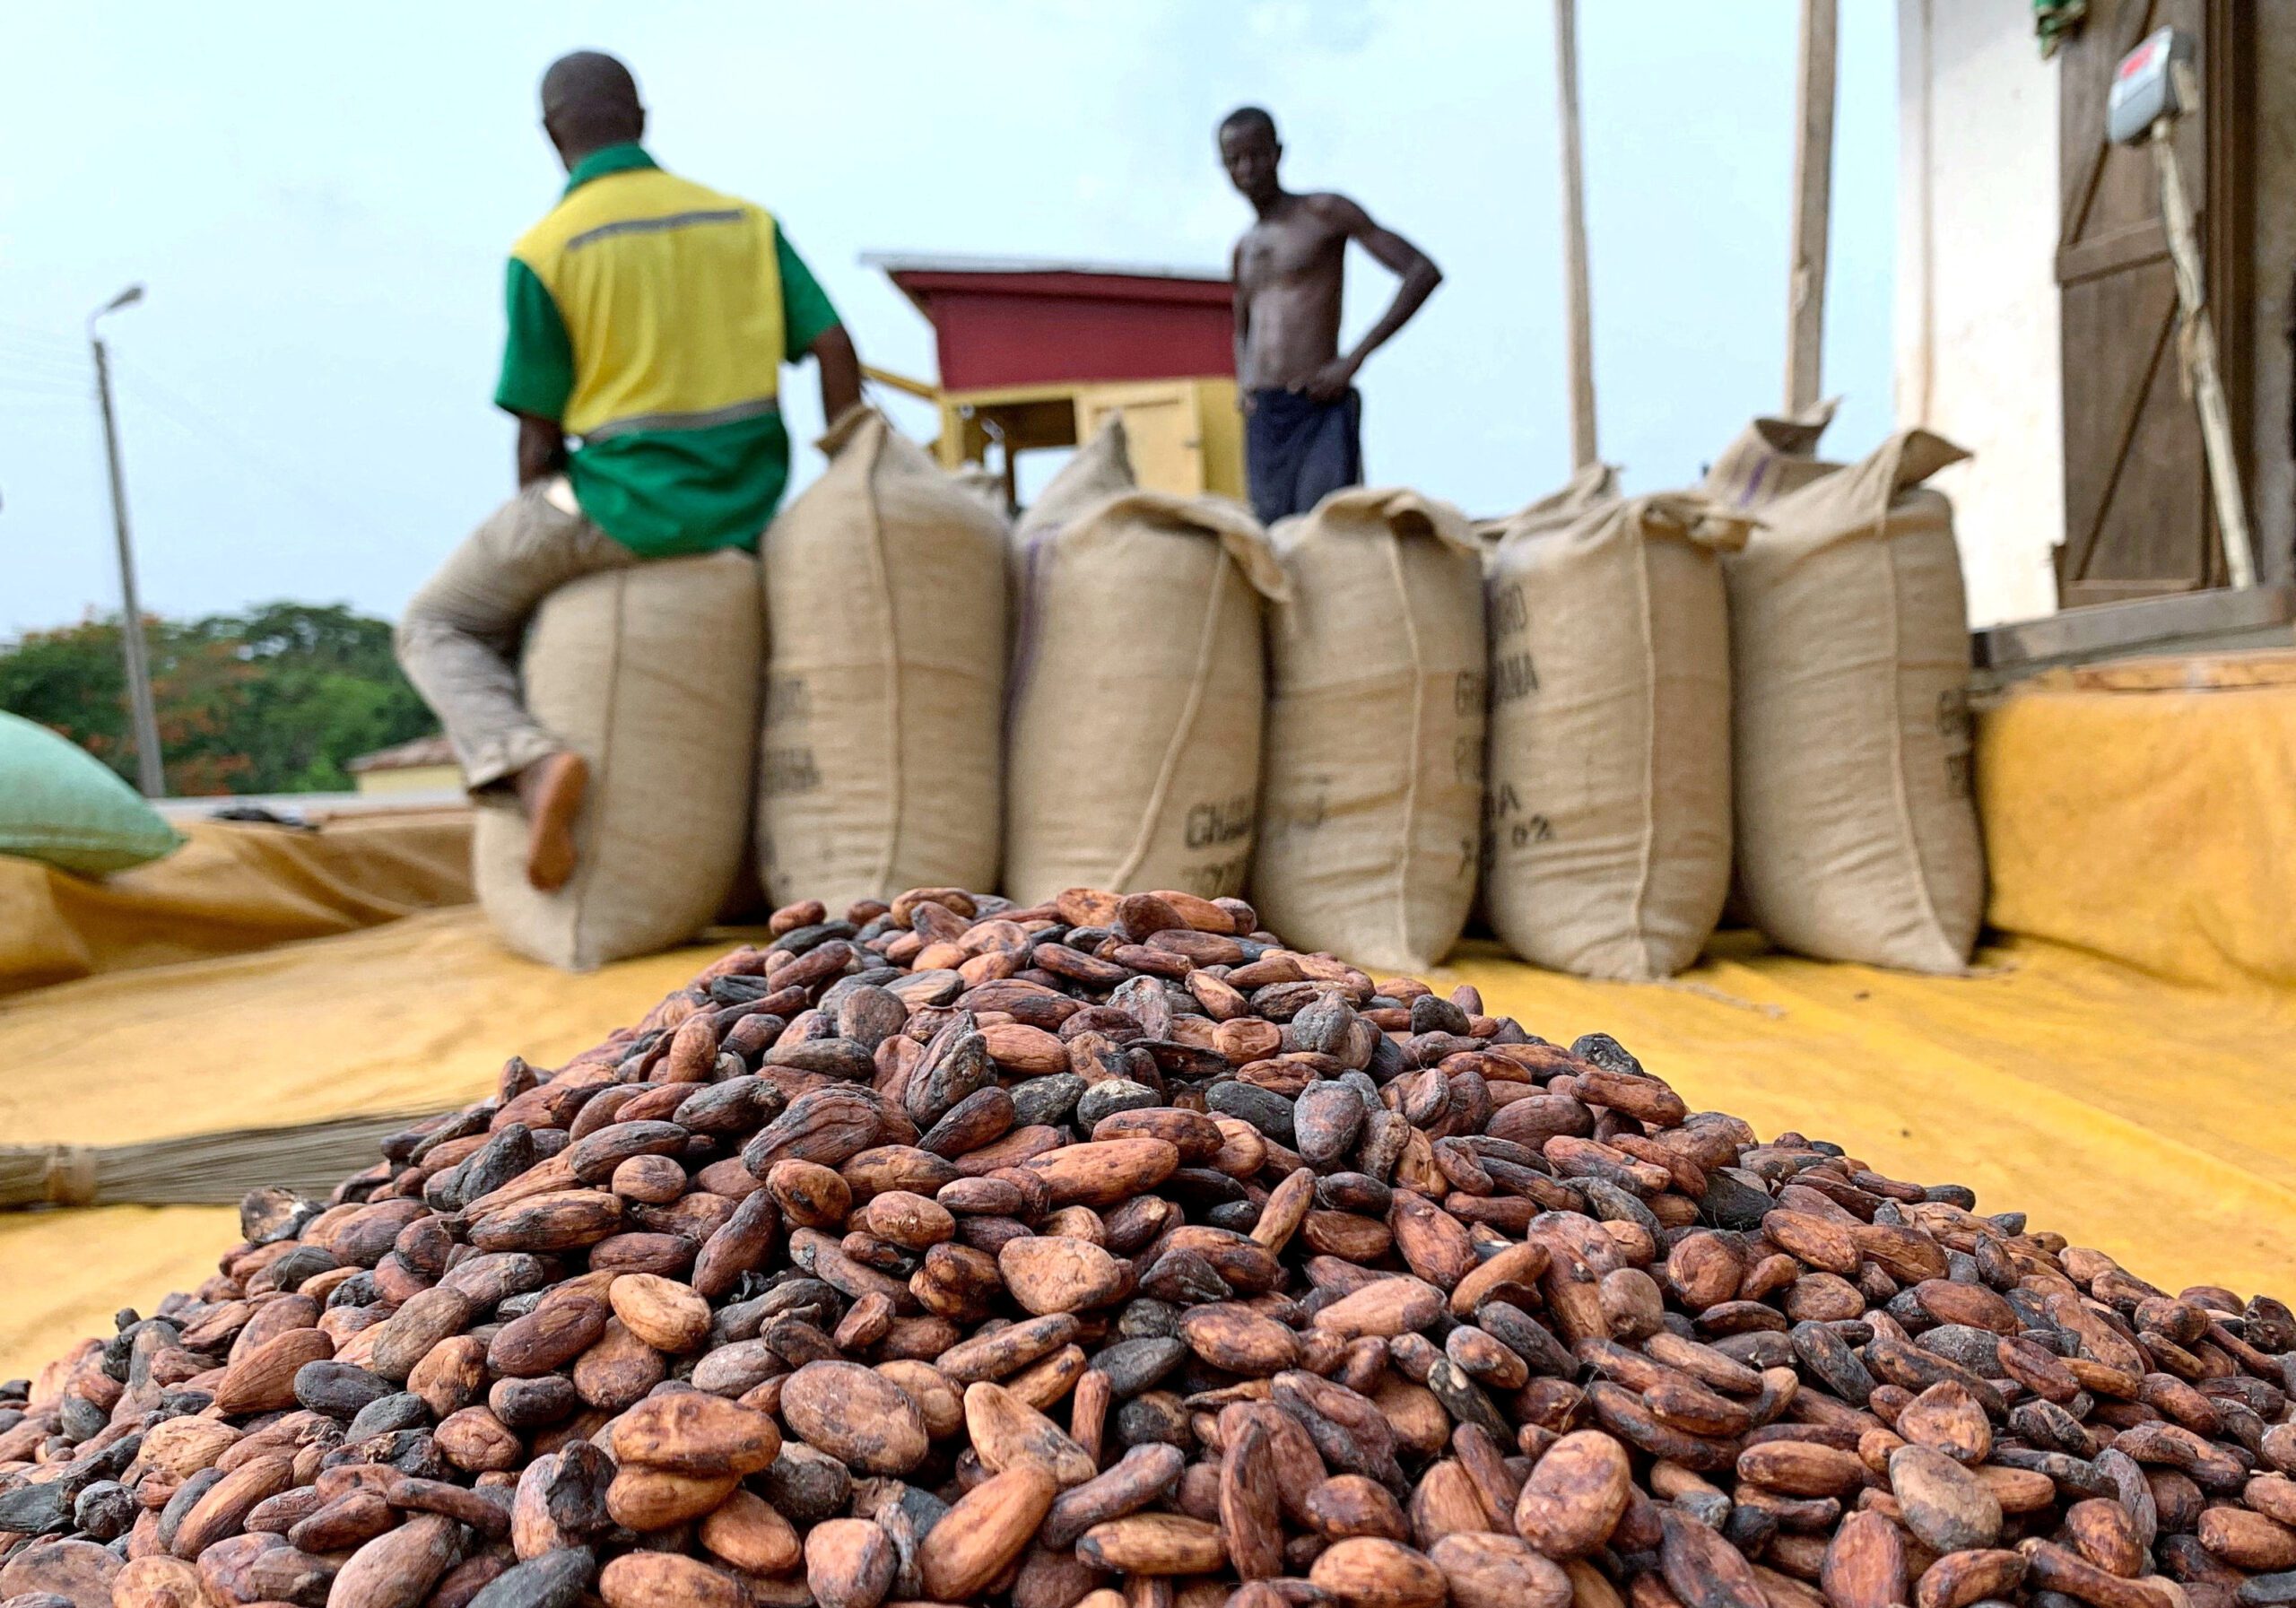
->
[1017,415,1135,543]
[1469,465,1622,934]
[1483,492,1750,980]
[1726,429,1983,973]
[1700,402,1839,930]
[1474,461,1622,553]
[756,407,1008,912]
[476,551,761,970]
[1255,487,1485,972]
[1004,489,1286,905]
[1006,417,1136,666]
[951,465,1009,518]
[1702,397,1841,510]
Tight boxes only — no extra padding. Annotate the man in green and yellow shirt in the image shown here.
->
[396,50,859,891]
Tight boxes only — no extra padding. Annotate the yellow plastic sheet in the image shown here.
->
[4,911,2292,1379]
[8,663,2292,1379]
[0,908,738,1378]
[0,813,474,996]
[1448,934,2296,1305]
[1978,667,2296,994]
[0,1207,236,1386]
[0,908,721,1147]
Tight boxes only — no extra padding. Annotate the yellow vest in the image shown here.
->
[512,166,785,439]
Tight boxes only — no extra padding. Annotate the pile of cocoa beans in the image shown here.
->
[2,885,2292,1608]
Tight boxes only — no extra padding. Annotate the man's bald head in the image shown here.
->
[1218,106,1283,209]
[540,51,644,166]
[1220,106,1277,144]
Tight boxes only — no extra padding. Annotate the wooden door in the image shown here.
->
[2055,0,2252,604]
[1074,384,1205,497]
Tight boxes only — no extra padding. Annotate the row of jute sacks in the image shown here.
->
[477,401,1981,978]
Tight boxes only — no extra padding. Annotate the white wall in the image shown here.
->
[1895,0,2064,627]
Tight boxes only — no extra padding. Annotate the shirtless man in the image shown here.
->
[1219,106,1442,525]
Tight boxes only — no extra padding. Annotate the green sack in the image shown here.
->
[0,711,182,875]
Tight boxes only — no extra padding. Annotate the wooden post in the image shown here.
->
[1785,0,1838,413]
[2152,113,2257,587]
[1553,0,1597,469]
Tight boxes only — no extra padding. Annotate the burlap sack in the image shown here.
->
[1006,418,1136,664]
[1702,397,1841,510]
[952,465,1009,519]
[1474,461,1622,552]
[756,407,1009,913]
[1726,429,1983,973]
[1701,403,1840,931]
[1483,492,1749,980]
[1467,465,1623,935]
[1255,488,1484,972]
[476,550,761,970]
[1017,416,1135,543]
[1004,489,1286,905]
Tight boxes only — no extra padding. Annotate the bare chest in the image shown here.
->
[1236,213,1343,291]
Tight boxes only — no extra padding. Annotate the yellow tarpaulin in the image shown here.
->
[0,812,474,996]
[0,1206,238,1385]
[4,909,2292,1379]
[0,906,724,1377]
[1453,936,2296,1303]
[5,665,2295,1379]
[0,907,709,1148]
[1978,661,2296,994]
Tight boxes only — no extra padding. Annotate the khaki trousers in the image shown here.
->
[394,480,637,791]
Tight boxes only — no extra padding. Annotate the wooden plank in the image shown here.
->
[1975,582,2295,668]
[2064,578,2207,599]
[1784,0,1837,413]
[1552,0,1597,469]
[2066,648,2296,691]
[2055,220,2170,286]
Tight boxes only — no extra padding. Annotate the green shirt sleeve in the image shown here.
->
[775,227,841,357]
[494,257,575,420]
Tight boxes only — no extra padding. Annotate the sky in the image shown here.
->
[0,2,1897,638]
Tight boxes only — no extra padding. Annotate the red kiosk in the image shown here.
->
[864,254,1244,501]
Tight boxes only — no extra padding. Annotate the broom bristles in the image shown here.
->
[0,1112,436,1210]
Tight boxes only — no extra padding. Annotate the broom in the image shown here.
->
[0,1112,438,1210]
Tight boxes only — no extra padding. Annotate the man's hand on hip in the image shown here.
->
[1298,355,1359,404]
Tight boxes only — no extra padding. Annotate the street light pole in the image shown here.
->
[88,283,165,798]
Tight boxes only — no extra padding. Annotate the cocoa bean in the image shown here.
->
[780,1360,929,1473]
[11,883,2294,1608]
[328,1512,460,1608]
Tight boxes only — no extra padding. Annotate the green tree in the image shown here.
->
[0,604,438,795]
[192,604,436,792]
[0,619,135,769]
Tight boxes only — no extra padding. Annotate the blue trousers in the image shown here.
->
[1245,387,1363,525]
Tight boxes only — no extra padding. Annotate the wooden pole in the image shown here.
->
[1785,0,1838,413]
[2152,117,2257,587]
[1553,0,1597,469]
